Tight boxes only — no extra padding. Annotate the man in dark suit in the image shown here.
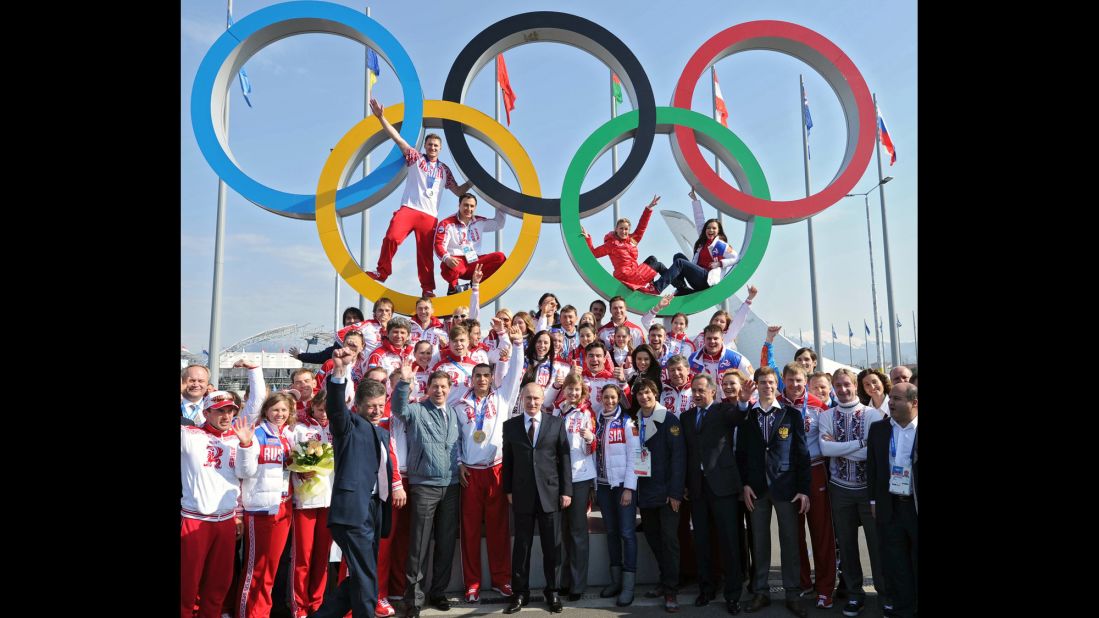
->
[867,382,917,618]
[313,348,404,618]
[737,366,811,618]
[681,373,747,615]
[501,382,573,614]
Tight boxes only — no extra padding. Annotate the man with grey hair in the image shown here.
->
[681,372,749,614]
[393,356,462,616]
[888,366,912,385]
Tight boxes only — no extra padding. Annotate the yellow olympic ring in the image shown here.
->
[315,99,543,316]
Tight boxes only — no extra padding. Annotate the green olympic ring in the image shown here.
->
[560,106,772,315]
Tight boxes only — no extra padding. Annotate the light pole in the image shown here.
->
[845,176,892,370]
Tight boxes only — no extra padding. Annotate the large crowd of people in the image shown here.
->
[181,125,918,618]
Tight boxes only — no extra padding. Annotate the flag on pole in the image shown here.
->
[877,105,897,165]
[896,315,903,328]
[864,320,870,336]
[802,86,813,158]
[831,324,837,340]
[366,49,381,88]
[848,322,854,338]
[226,7,253,107]
[497,54,517,125]
[611,73,623,104]
[713,71,729,127]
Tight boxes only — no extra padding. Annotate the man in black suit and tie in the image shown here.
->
[313,348,404,618]
[737,366,810,618]
[501,382,573,614]
[867,382,917,618]
[681,372,747,615]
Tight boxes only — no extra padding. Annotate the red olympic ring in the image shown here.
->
[672,20,876,224]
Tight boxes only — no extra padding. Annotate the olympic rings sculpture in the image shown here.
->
[191,2,875,315]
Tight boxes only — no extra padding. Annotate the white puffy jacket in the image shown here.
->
[595,407,639,490]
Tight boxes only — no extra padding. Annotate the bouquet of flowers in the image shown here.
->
[287,440,335,500]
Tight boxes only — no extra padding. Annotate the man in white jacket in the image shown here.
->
[434,193,507,295]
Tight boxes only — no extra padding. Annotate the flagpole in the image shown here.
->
[831,328,836,364]
[359,4,372,314]
[800,75,823,362]
[207,0,235,388]
[494,56,502,314]
[912,310,918,363]
[864,323,869,368]
[876,319,884,370]
[711,66,731,315]
[848,327,853,366]
[611,71,619,224]
[334,274,341,334]
[861,191,884,370]
[874,93,900,368]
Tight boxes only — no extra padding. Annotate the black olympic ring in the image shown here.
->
[442,11,657,223]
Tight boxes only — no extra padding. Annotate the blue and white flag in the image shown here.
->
[227,7,254,107]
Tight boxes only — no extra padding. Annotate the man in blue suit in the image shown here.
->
[313,347,405,618]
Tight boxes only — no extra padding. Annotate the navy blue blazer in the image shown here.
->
[737,403,810,501]
[635,407,686,508]
[326,376,393,538]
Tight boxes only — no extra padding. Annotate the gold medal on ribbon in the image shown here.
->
[473,430,486,443]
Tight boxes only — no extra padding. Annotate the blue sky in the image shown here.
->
[181,0,917,356]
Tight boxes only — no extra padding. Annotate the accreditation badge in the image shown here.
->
[634,446,652,477]
[462,243,479,263]
[473,430,486,444]
[889,465,912,494]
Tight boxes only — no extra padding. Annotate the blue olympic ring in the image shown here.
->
[190,1,424,220]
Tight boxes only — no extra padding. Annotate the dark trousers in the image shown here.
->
[512,498,562,597]
[736,498,755,592]
[314,497,382,618]
[829,484,886,602]
[640,502,681,593]
[561,479,593,594]
[878,497,917,618]
[405,484,460,608]
[670,253,711,294]
[642,255,690,295]
[690,477,743,601]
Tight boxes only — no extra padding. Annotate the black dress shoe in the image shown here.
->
[546,592,563,613]
[726,600,742,615]
[567,593,582,602]
[695,590,714,606]
[744,593,770,613]
[504,597,523,614]
[401,605,420,618]
[785,599,808,618]
[429,596,451,611]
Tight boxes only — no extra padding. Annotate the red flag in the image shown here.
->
[496,54,517,125]
[713,71,729,127]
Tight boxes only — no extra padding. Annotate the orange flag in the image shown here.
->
[497,54,517,125]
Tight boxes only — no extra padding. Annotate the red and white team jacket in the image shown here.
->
[598,320,645,349]
[581,365,628,416]
[338,319,386,357]
[289,415,334,509]
[778,389,827,464]
[688,345,751,385]
[411,317,449,351]
[469,341,501,366]
[367,341,415,380]
[659,378,695,419]
[454,350,522,469]
[433,210,506,259]
[552,401,598,482]
[181,424,258,521]
[431,350,478,407]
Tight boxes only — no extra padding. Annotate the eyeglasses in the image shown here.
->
[456,313,469,318]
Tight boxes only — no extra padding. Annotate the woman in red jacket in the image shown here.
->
[582,195,683,295]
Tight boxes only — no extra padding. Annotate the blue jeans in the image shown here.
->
[596,483,638,572]
[669,252,710,295]
[643,255,688,295]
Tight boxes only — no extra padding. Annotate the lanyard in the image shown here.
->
[890,426,916,461]
[425,159,439,188]
[473,393,491,431]
[451,360,471,384]
[639,412,647,443]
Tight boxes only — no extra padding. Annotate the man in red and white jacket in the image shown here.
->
[579,341,628,416]
[434,192,507,295]
[597,296,645,348]
[181,391,259,618]
[365,98,473,296]
[367,318,415,378]
[431,324,480,408]
[454,330,523,602]
[410,298,449,352]
[659,355,695,419]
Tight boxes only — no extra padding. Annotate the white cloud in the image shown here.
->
[181,17,222,48]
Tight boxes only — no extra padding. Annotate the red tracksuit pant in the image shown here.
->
[461,464,511,590]
[291,506,332,617]
[377,206,438,293]
[798,462,837,595]
[388,477,412,597]
[237,501,293,618]
[181,516,237,618]
[439,253,507,286]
